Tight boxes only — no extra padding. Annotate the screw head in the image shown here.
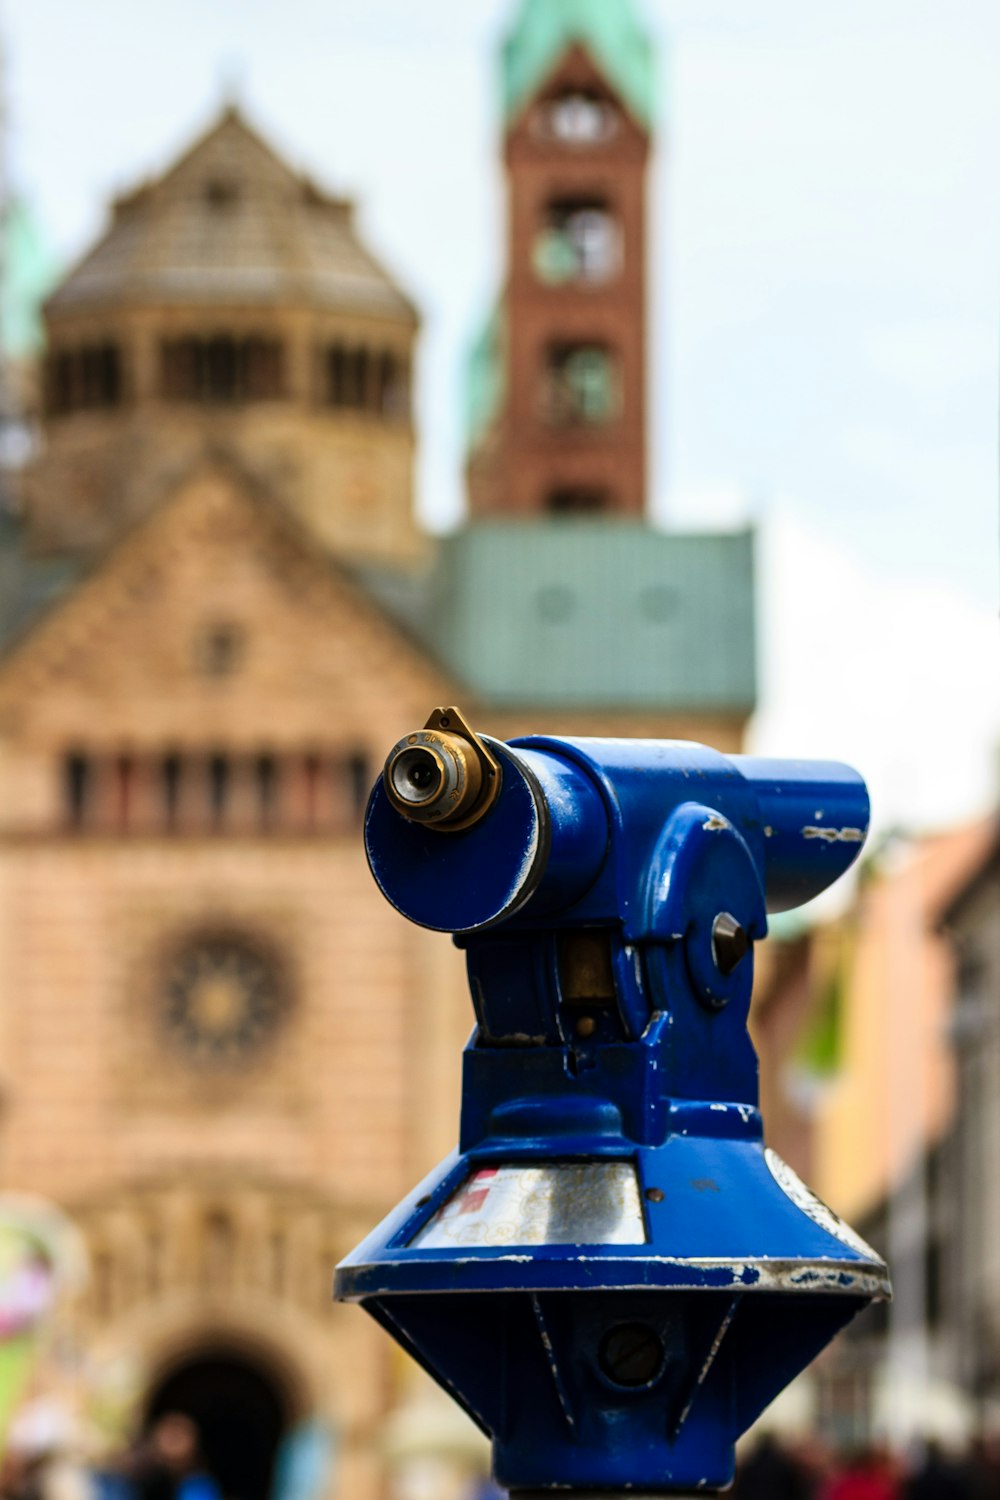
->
[598,1322,665,1388]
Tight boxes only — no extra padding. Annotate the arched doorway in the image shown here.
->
[145,1345,292,1500]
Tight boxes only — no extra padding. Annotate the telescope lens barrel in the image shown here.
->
[734,755,870,911]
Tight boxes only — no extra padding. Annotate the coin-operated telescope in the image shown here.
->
[336,708,889,1496]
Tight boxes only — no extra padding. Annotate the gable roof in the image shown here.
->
[0,455,450,722]
[47,106,416,323]
[502,0,655,131]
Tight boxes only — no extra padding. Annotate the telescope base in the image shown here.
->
[512,1492,722,1499]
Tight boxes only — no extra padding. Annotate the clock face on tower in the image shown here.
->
[161,936,285,1064]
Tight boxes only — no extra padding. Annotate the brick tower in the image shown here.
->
[452,0,752,749]
[467,0,653,518]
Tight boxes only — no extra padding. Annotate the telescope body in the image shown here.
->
[337,718,888,1496]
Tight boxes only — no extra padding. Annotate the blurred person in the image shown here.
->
[735,1433,812,1500]
[125,1416,219,1500]
[0,1201,86,1453]
[966,1436,1000,1500]
[790,1432,837,1500]
[270,1419,333,1500]
[904,1441,971,1500]
[1,1450,91,1500]
[2,1397,93,1500]
[821,1445,900,1500]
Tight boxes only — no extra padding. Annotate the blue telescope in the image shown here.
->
[336,707,888,1496]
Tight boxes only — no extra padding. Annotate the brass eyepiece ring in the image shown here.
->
[382,707,502,832]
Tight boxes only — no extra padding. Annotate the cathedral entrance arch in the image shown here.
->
[145,1343,292,1500]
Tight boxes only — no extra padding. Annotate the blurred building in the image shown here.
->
[757,820,997,1448]
[0,107,461,1500]
[0,2,756,1498]
[940,822,1000,1422]
[449,0,753,743]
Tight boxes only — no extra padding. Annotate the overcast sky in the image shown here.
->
[4,0,999,834]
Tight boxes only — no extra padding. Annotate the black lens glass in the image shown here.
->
[408,761,436,790]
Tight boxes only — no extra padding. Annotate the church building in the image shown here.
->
[0,4,754,1499]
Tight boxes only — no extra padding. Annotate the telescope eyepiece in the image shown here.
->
[390,745,450,807]
[382,708,502,832]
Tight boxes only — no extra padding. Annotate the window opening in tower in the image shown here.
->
[546,487,612,516]
[537,91,619,146]
[542,343,618,426]
[45,342,123,415]
[324,343,408,417]
[160,336,285,403]
[534,199,621,286]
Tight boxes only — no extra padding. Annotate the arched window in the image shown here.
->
[80,346,103,406]
[542,342,618,425]
[243,338,283,399]
[538,91,619,145]
[45,343,123,415]
[534,198,621,285]
[114,755,134,830]
[350,347,369,407]
[325,344,349,406]
[162,754,183,831]
[99,342,122,404]
[160,336,284,403]
[64,752,91,828]
[324,343,389,413]
[256,754,279,829]
[373,350,408,418]
[208,754,230,827]
[204,337,239,401]
[47,353,74,415]
[347,750,371,818]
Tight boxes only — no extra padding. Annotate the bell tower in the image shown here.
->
[467,0,653,520]
[22,107,422,568]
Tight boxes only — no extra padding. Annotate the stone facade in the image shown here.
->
[0,462,468,1499]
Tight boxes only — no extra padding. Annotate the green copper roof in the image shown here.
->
[2,197,60,359]
[420,521,755,712]
[503,0,655,130]
[464,302,506,450]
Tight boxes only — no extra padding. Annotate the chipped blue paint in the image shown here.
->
[339,728,890,1495]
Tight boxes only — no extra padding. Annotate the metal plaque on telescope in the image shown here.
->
[410,1162,647,1249]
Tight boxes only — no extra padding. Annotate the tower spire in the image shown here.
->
[502,0,654,131]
